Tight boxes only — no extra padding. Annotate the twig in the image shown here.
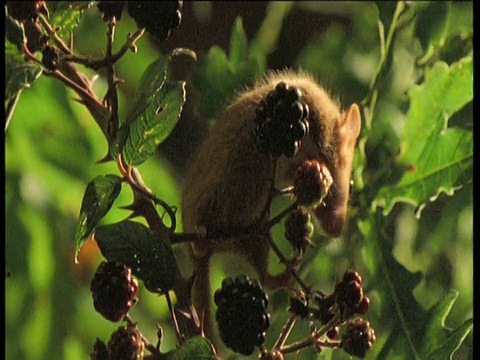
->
[62,28,146,70]
[273,314,297,349]
[38,13,72,55]
[165,291,185,345]
[104,18,120,141]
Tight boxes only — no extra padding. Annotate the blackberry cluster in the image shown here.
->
[255,82,310,157]
[285,207,314,255]
[90,261,138,322]
[107,325,145,360]
[127,1,183,41]
[97,1,125,22]
[341,317,376,358]
[293,160,333,207]
[334,270,370,320]
[214,274,270,356]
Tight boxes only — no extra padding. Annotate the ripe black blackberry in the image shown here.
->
[255,82,310,157]
[127,1,182,41]
[214,274,270,356]
[340,317,376,358]
[97,1,125,22]
[6,1,47,22]
[285,207,314,255]
[293,160,332,207]
[90,261,138,322]
[107,325,145,360]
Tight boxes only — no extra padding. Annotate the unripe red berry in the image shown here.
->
[293,160,332,207]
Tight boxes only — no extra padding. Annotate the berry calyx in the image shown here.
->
[214,274,270,356]
[107,325,145,360]
[293,160,333,207]
[255,82,310,158]
[341,317,376,359]
[288,291,309,318]
[90,261,138,322]
[41,45,60,71]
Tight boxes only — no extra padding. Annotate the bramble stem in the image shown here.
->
[274,314,297,349]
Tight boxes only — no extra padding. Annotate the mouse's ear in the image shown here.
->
[339,103,361,141]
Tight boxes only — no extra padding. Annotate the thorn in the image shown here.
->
[95,152,113,164]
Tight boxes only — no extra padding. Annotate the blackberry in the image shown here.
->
[97,1,125,21]
[255,82,310,158]
[6,1,47,22]
[285,207,314,255]
[90,261,138,322]
[107,325,145,360]
[293,160,333,207]
[90,338,109,360]
[334,270,369,320]
[341,317,376,359]
[214,274,270,356]
[127,1,182,41]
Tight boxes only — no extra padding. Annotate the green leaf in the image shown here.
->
[129,48,196,125]
[48,1,95,41]
[74,174,123,259]
[229,17,248,70]
[373,57,473,216]
[5,46,43,130]
[94,220,177,293]
[249,1,294,71]
[414,2,451,63]
[168,336,216,360]
[359,212,472,359]
[5,5,26,51]
[112,49,196,159]
[122,81,186,166]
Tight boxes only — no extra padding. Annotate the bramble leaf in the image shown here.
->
[5,5,26,51]
[74,174,122,260]
[359,212,472,359]
[94,220,177,293]
[48,1,94,42]
[168,336,216,360]
[122,81,186,167]
[373,57,473,216]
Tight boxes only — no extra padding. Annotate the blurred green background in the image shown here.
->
[5,2,472,359]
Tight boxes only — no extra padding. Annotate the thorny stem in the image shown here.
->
[165,291,185,344]
[273,314,297,350]
[104,18,120,141]
[280,313,341,355]
[38,13,72,55]
[117,155,177,232]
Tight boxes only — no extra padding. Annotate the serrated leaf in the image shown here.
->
[168,336,216,360]
[373,57,473,216]
[359,212,472,359]
[74,174,122,259]
[48,1,94,41]
[122,81,186,166]
[5,5,26,51]
[94,220,177,293]
[5,48,43,103]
